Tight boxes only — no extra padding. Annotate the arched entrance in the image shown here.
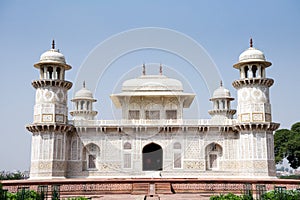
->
[142,143,163,171]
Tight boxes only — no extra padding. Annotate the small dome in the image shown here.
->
[122,75,183,92]
[211,83,233,100]
[234,39,271,68]
[34,41,72,70]
[239,47,266,62]
[74,87,94,99]
[40,49,66,64]
[73,83,96,101]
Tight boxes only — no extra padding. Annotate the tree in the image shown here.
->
[291,122,300,132]
[0,171,27,180]
[274,129,291,164]
[274,122,300,169]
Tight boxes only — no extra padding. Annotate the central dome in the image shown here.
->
[122,75,183,92]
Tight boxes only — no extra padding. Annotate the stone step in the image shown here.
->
[132,183,149,195]
[155,183,172,194]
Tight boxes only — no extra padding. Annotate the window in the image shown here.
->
[166,110,177,119]
[85,143,100,170]
[123,142,132,168]
[174,153,182,168]
[173,142,182,168]
[123,153,131,168]
[123,142,132,150]
[209,154,218,168]
[88,155,96,169]
[206,143,222,170]
[173,142,181,149]
[145,110,160,119]
[129,110,140,120]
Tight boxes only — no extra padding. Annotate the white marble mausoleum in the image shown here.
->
[26,39,279,179]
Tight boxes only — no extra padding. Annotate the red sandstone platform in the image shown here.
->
[2,178,300,199]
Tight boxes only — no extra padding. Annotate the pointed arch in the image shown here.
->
[83,143,100,170]
[205,142,222,170]
[142,143,163,171]
[123,142,132,150]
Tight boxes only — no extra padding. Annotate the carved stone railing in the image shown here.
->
[68,119,237,127]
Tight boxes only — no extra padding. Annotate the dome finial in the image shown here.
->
[159,63,163,75]
[142,63,146,75]
[250,38,253,48]
[220,80,223,87]
[83,81,86,88]
[52,39,55,49]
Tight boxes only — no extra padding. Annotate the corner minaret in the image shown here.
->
[26,41,74,179]
[233,39,274,123]
[70,81,98,120]
[232,39,279,177]
[209,81,236,120]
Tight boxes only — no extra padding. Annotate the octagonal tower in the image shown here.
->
[232,39,279,177]
[26,41,74,179]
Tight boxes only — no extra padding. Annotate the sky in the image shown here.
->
[0,1,299,171]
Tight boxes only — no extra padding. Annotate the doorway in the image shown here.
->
[142,143,163,171]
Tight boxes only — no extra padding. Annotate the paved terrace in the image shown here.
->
[2,178,300,200]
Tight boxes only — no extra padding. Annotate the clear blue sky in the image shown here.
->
[0,1,299,171]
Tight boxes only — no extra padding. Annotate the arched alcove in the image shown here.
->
[142,143,163,171]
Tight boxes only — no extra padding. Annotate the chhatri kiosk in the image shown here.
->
[26,39,279,180]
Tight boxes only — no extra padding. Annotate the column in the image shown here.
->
[61,70,65,80]
[44,67,47,79]
[40,66,44,79]
[219,100,222,110]
[241,66,245,79]
[257,65,262,78]
[53,66,57,79]
[248,65,253,78]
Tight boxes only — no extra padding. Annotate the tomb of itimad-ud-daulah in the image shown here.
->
[26,39,279,179]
